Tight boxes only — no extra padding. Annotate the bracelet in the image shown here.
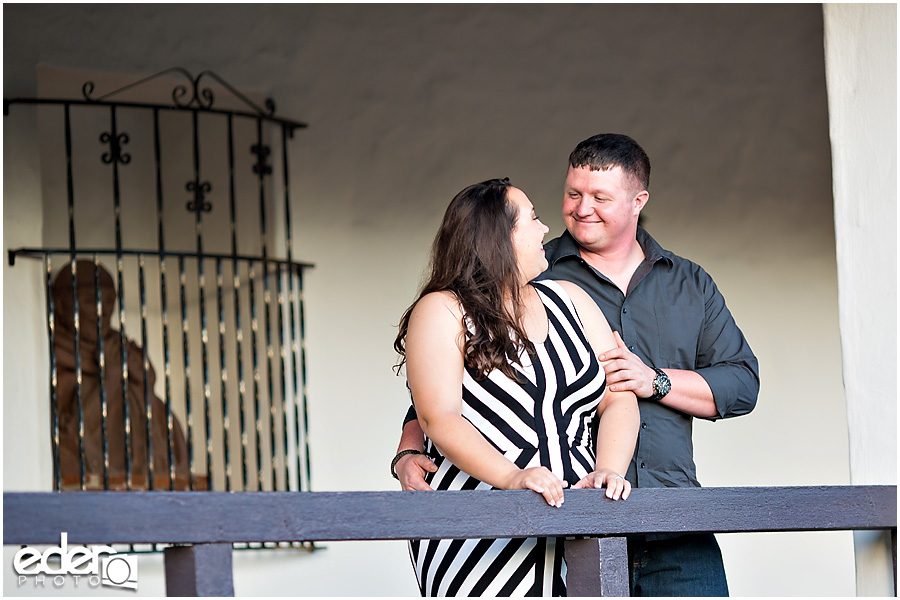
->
[391,449,423,480]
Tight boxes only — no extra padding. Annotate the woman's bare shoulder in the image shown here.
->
[551,280,594,308]
[410,290,464,324]
[550,280,611,325]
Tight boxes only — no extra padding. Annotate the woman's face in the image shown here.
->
[508,187,550,284]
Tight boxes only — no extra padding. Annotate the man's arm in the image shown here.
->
[600,332,719,418]
[394,416,436,491]
[691,274,760,419]
[600,272,759,420]
[657,369,718,417]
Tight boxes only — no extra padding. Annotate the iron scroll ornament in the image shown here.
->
[100,131,131,165]
[82,68,277,117]
[186,180,213,214]
[251,143,273,176]
[82,68,288,216]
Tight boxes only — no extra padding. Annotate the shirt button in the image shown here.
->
[640,462,646,469]
[628,345,635,351]
[622,307,628,314]
[641,423,647,429]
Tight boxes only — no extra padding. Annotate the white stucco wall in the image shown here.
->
[3,105,50,493]
[823,4,897,596]
[2,4,864,596]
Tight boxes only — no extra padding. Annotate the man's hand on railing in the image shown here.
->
[396,452,437,491]
[572,469,632,500]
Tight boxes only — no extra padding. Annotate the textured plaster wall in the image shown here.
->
[824,4,897,596]
[3,4,854,596]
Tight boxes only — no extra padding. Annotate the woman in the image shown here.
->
[394,179,639,597]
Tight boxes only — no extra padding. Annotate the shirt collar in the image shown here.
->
[546,227,673,269]
[635,226,673,268]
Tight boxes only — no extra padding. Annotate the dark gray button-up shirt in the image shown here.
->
[537,228,759,488]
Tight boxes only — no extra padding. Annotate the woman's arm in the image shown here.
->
[557,281,640,500]
[405,291,566,506]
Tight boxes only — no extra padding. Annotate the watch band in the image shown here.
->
[391,449,423,480]
[648,367,671,402]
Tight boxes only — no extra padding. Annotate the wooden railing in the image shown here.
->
[4,486,896,596]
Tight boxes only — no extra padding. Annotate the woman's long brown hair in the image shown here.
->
[394,178,534,381]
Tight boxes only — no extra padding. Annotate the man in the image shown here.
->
[391,133,759,596]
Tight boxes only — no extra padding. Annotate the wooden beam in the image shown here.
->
[4,487,895,598]
[4,486,895,547]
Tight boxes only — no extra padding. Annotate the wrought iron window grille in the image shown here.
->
[6,70,315,551]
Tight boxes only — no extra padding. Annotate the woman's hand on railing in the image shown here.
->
[503,466,568,508]
[572,469,631,500]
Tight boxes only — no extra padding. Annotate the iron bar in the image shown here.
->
[178,256,196,490]
[248,259,263,491]
[154,107,177,492]
[10,247,313,271]
[139,255,154,489]
[215,257,231,491]
[254,117,279,491]
[190,110,214,490]
[224,114,244,491]
[280,125,303,492]
[93,257,110,491]
[4,97,307,132]
[64,105,86,491]
[274,264,290,491]
[297,268,312,492]
[69,260,87,490]
[227,114,250,492]
[264,270,281,534]
[108,105,132,491]
[46,256,61,491]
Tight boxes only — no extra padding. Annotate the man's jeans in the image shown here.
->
[627,533,729,597]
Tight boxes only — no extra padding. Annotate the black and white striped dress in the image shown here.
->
[409,280,607,597]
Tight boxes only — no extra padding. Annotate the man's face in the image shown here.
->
[561,165,646,254]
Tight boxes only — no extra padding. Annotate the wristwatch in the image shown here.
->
[648,367,671,402]
[391,449,423,480]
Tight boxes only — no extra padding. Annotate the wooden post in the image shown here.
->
[892,528,897,596]
[565,536,629,597]
[164,543,235,597]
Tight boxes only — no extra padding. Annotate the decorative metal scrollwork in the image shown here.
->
[251,143,273,176]
[99,131,131,165]
[186,180,213,214]
[83,68,277,117]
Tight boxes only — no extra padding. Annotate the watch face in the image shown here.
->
[654,371,671,396]
[660,378,671,395]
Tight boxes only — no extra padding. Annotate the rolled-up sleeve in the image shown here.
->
[694,273,760,420]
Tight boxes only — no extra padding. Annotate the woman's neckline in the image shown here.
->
[521,282,550,346]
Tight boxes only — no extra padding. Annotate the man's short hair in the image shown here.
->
[568,133,651,192]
